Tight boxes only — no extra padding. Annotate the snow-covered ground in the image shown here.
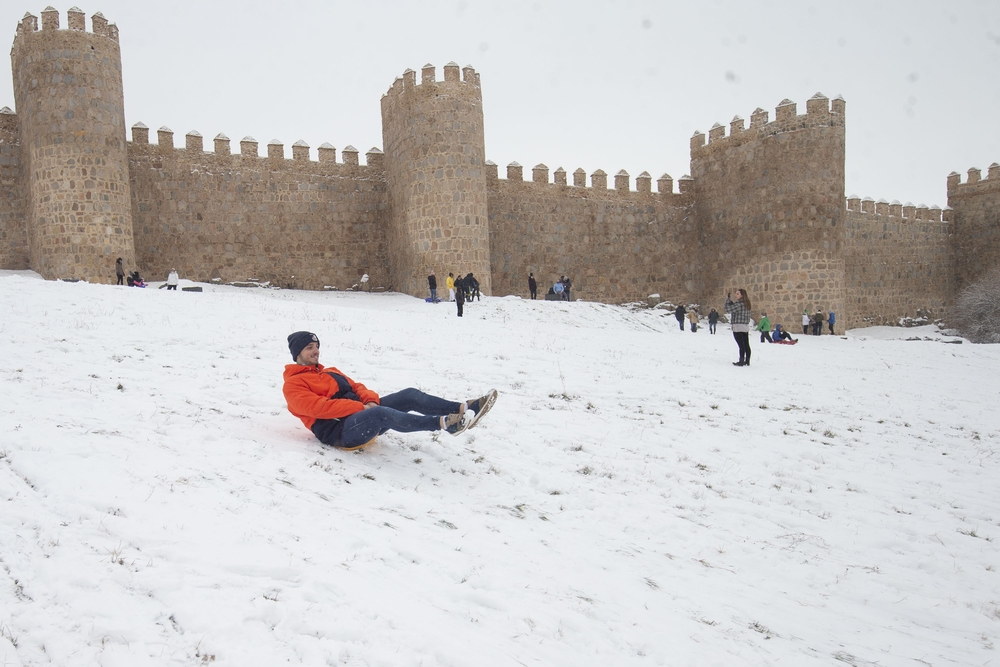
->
[1,270,998,666]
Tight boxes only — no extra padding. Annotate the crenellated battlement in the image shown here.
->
[690,93,845,157]
[14,7,119,43]
[947,163,1000,196]
[127,122,384,168]
[846,195,946,222]
[382,62,481,100]
[485,159,680,195]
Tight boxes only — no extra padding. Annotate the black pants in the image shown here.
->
[733,331,751,364]
[828,323,835,335]
[117,275,124,285]
[530,289,536,300]
[760,331,772,343]
[456,299,464,317]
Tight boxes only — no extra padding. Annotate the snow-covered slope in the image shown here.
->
[1,271,997,666]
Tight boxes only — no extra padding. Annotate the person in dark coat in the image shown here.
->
[561,276,572,301]
[528,273,537,300]
[427,270,438,302]
[115,257,125,285]
[707,308,720,334]
[674,304,687,331]
[465,273,480,301]
[812,310,824,336]
[454,276,465,317]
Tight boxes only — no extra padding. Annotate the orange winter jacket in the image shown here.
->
[282,363,381,430]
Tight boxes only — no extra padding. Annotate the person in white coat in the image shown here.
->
[166,268,179,291]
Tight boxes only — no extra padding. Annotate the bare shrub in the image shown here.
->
[951,269,1000,343]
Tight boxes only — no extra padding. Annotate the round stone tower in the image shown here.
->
[11,7,135,283]
[380,62,491,297]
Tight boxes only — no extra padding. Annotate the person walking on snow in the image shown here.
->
[687,309,700,332]
[283,332,497,449]
[674,304,687,331]
[707,308,719,334]
[756,311,772,343]
[115,257,125,286]
[828,310,836,335]
[528,272,537,300]
[802,309,811,335]
[166,268,179,291]
[725,289,753,367]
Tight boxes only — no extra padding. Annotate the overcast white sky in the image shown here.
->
[3,0,998,206]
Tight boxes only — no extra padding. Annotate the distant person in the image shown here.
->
[828,310,836,335]
[812,310,824,336]
[561,275,572,301]
[674,304,687,331]
[447,272,456,301]
[687,308,700,333]
[772,323,795,342]
[464,273,480,301]
[725,288,752,367]
[802,310,811,335]
[454,276,465,317]
[360,273,370,291]
[166,268,179,290]
[528,272,537,300]
[115,257,125,285]
[707,308,720,334]
[427,270,438,302]
[553,280,564,299]
[756,311,772,343]
[282,331,497,449]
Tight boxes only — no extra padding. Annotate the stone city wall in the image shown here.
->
[844,198,952,326]
[689,94,848,330]
[128,127,390,290]
[12,8,135,283]
[949,164,1000,293]
[487,162,695,302]
[0,109,29,269]
[380,63,491,298]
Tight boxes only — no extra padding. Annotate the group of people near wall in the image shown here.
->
[114,257,179,289]
[428,270,481,318]
[802,309,836,336]
[667,289,837,368]
[526,273,572,301]
[672,304,723,334]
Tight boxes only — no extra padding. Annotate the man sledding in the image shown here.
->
[282,331,497,449]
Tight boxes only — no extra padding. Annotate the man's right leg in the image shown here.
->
[338,406,441,449]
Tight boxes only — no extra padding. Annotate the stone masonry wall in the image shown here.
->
[128,132,389,290]
[487,166,695,302]
[844,199,951,325]
[380,64,491,298]
[949,164,1000,293]
[11,9,135,283]
[690,95,847,330]
[0,109,28,269]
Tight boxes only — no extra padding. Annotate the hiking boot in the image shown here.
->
[440,412,468,436]
[465,389,498,430]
